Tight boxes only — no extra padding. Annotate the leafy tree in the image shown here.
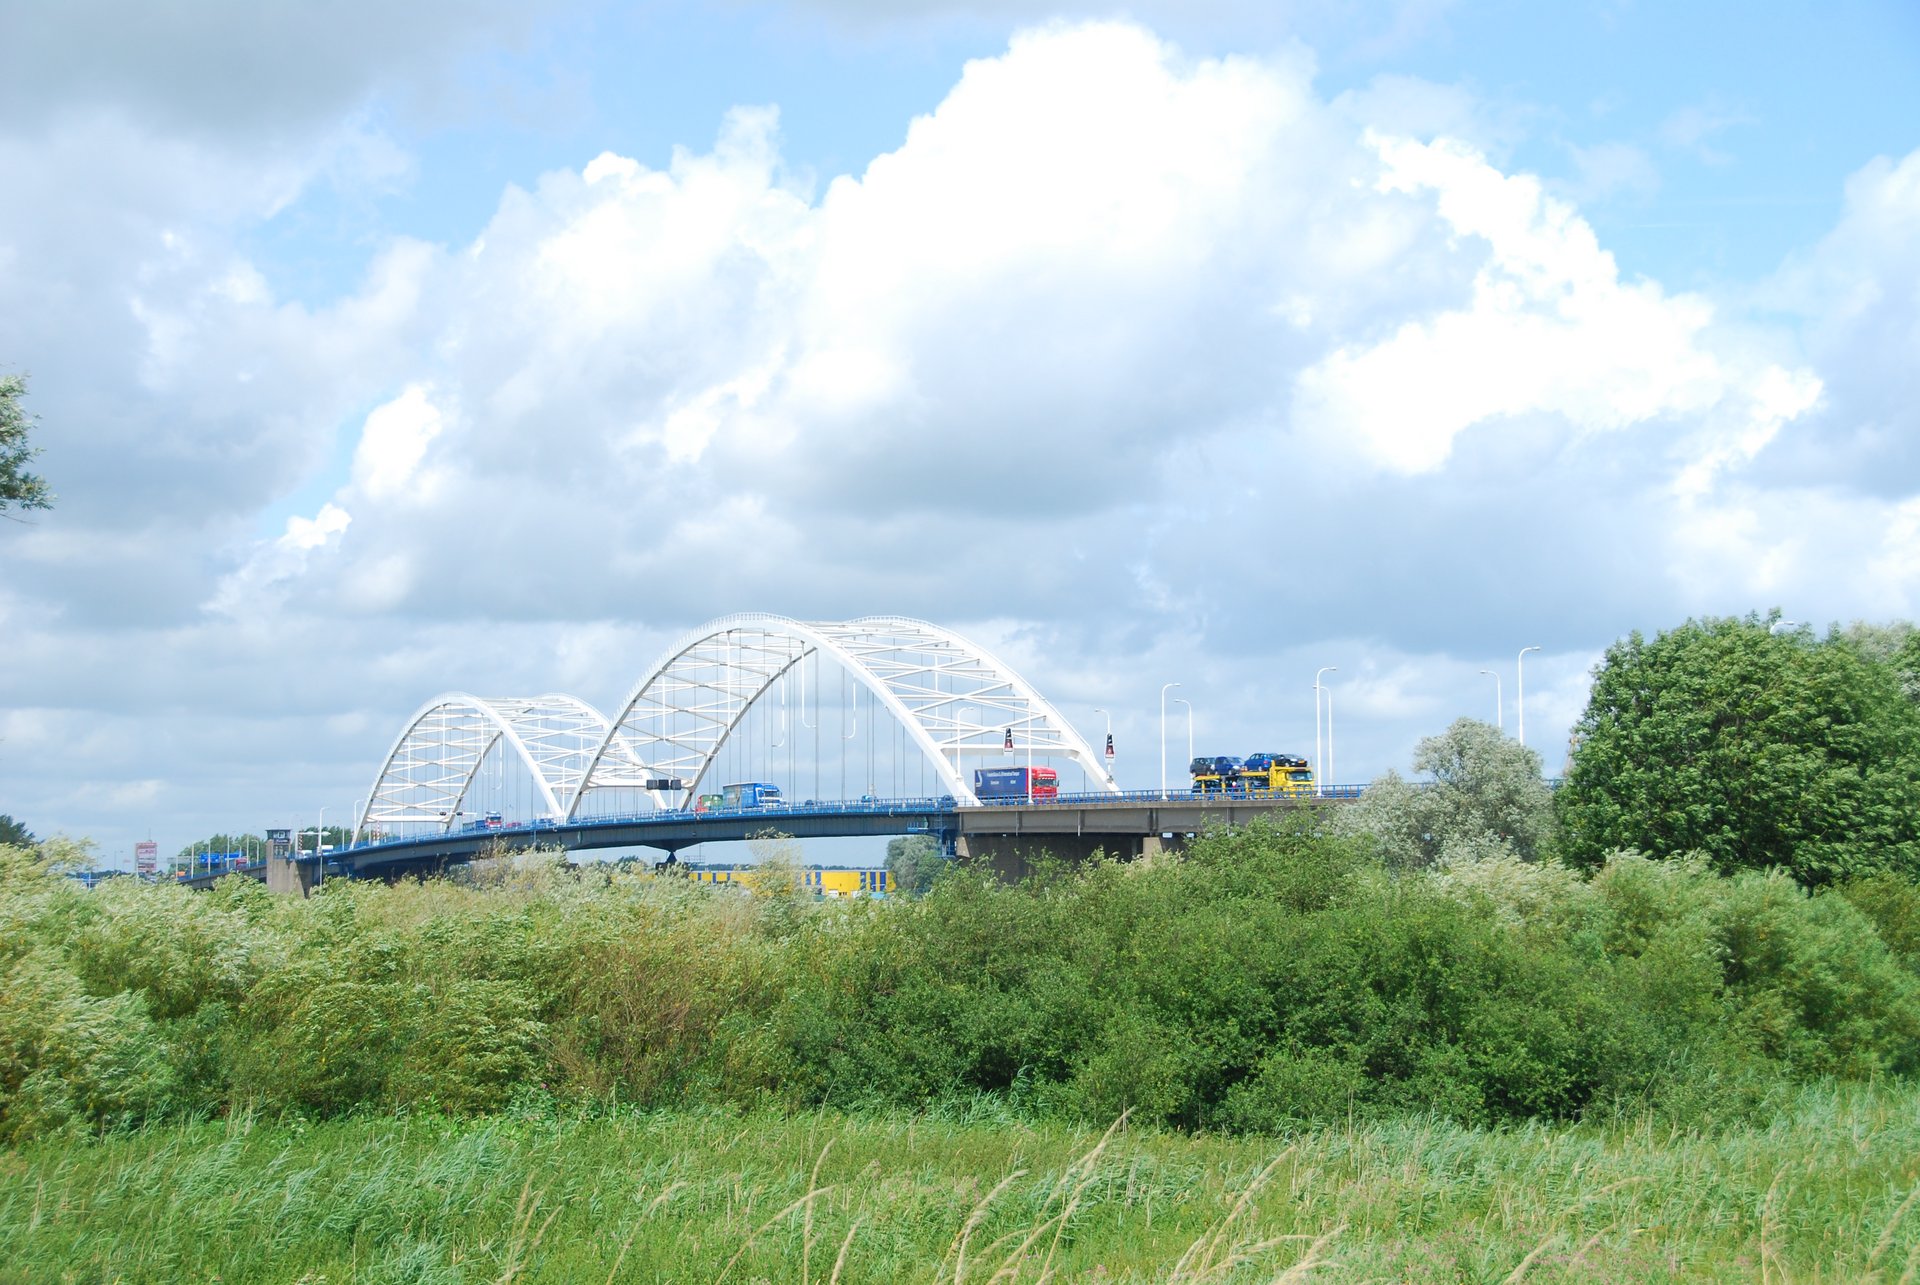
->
[1558,613,1920,885]
[1333,718,1556,869]
[1845,620,1920,705]
[176,833,267,862]
[175,827,355,867]
[0,815,34,847]
[886,834,942,894]
[310,825,353,852]
[0,373,52,516]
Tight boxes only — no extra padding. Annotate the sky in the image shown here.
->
[3,0,1917,867]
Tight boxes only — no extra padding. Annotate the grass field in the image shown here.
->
[3,1082,1917,1283]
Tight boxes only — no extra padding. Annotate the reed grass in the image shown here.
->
[3,1079,1915,1282]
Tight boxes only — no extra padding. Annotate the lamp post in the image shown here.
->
[1159,682,1181,799]
[1516,646,1542,748]
[1092,707,1114,785]
[1025,699,1034,804]
[1313,667,1337,797]
[1479,669,1503,732]
[1329,686,1339,791]
[956,704,981,800]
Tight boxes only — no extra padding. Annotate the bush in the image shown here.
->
[4,828,1919,1143]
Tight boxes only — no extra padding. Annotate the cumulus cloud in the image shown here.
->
[207,504,352,618]
[1291,132,1808,476]
[351,386,450,500]
[4,17,1917,859]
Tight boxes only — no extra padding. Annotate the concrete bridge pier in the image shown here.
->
[266,853,315,897]
[952,831,1189,881]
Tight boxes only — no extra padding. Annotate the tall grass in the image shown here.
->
[2,1083,1916,1281]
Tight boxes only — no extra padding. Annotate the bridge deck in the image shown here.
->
[175,789,1362,886]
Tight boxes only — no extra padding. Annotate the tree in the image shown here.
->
[0,814,35,847]
[1333,718,1556,869]
[0,374,52,516]
[886,834,942,894]
[1843,620,1920,705]
[175,833,268,862]
[1557,613,1920,885]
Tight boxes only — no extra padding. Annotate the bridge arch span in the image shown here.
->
[356,692,619,842]
[571,614,1117,812]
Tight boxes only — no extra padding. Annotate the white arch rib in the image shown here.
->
[357,693,616,841]
[569,613,1119,813]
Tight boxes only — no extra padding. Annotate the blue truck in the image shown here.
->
[721,782,785,808]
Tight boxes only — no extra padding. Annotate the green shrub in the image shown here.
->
[1839,872,1920,977]
[4,826,1919,1144]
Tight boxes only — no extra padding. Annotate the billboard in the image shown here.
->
[266,828,292,861]
[134,840,158,874]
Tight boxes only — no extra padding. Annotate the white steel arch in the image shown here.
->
[570,613,1119,812]
[357,693,621,841]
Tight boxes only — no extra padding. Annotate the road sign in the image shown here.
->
[134,841,157,874]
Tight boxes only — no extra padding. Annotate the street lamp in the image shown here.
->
[1092,707,1114,784]
[1313,667,1337,797]
[1479,670,1503,732]
[955,704,982,799]
[1024,698,1034,803]
[1516,647,1542,748]
[1159,682,1181,799]
[1327,686,1336,791]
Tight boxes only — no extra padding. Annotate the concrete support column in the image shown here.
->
[953,832,1153,880]
[266,853,314,897]
[1138,833,1188,860]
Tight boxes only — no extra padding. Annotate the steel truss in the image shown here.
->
[356,693,622,841]
[571,613,1118,811]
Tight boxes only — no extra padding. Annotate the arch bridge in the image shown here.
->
[355,614,1121,845]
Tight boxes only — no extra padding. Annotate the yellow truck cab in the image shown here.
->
[1240,752,1313,796]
